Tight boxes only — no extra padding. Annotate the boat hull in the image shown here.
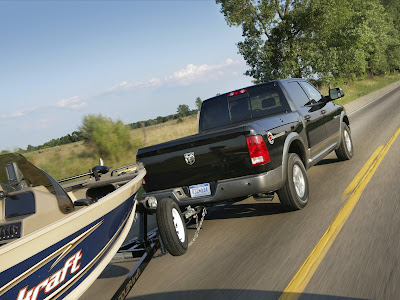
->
[0,172,143,300]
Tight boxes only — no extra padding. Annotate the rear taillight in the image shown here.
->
[246,135,271,166]
[142,177,147,185]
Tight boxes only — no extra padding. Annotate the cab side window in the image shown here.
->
[299,81,323,103]
[280,81,310,109]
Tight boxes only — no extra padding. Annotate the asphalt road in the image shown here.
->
[82,84,400,300]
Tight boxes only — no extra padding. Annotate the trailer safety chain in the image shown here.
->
[188,207,207,247]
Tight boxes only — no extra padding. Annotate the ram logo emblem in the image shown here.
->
[184,152,195,165]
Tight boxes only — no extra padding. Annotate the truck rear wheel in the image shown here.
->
[335,123,353,160]
[278,153,309,210]
[156,198,188,256]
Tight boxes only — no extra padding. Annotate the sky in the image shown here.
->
[0,0,254,151]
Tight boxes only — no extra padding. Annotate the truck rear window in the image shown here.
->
[199,84,290,132]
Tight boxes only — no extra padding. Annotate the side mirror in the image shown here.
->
[329,88,345,101]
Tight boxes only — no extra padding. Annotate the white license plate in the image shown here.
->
[189,183,211,198]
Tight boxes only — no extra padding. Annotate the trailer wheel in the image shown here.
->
[278,153,309,211]
[335,123,353,160]
[156,198,188,256]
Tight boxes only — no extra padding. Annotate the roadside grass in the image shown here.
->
[329,73,400,106]
[18,74,400,180]
[25,141,138,180]
[130,114,198,147]
[25,143,99,179]
[22,115,198,180]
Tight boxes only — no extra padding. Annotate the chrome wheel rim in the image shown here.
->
[293,164,306,198]
[344,130,352,153]
[172,208,185,242]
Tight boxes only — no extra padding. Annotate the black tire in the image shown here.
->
[277,153,309,211]
[335,123,353,160]
[156,198,188,256]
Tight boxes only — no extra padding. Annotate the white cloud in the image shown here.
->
[109,77,162,92]
[0,58,245,120]
[165,58,243,86]
[109,81,129,91]
[0,96,87,119]
[0,106,39,119]
[107,58,244,91]
[0,111,25,118]
[54,96,87,109]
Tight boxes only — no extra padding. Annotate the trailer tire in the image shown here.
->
[335,123,353,160]
[156,198,188,256]
[278,153,309,211]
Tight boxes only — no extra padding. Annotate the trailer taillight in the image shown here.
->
[246,135,271,166]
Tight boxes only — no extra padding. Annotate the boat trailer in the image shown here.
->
[111,206,163,300]
[110,201,207,300]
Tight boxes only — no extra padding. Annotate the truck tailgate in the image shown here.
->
[137,126,255,192]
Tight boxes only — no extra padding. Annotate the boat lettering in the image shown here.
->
[17,249,82,300]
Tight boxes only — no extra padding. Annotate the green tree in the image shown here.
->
[195,97,202,111]
[156,116,164,124]
[216,0,398,84]
[381,0,400,72]
[71,131,83,142]
[26,145,36,152]
[177,104,190,117]
[80,114,135,162]
[307,0,395,80]
[217,0,314,81]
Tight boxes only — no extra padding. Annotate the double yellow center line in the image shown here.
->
[279,126,400,300]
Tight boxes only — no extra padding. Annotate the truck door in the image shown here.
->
[298,81,341,149]
[281,81,327,158]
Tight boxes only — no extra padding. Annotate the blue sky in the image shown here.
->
[0,0,254,151]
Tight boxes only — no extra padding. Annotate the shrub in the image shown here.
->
[80,114,135,163]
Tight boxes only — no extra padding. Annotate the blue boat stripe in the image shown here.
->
[0,220,104,296]
[43,209,132,300]
[49,220,104,271]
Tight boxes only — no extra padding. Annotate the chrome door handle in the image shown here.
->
[303,115,311,120]
[321,110,326,114]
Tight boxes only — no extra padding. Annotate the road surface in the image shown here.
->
[82,82,400,300]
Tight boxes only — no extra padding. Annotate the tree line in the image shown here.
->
[217,0,400,85]
[1,131,85,154]
[128,99,201,129]
[3,98,203,153]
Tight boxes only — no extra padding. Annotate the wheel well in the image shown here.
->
[343,115,350,127]
[288,140,306,166]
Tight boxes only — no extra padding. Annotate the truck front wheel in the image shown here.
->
[278,153,309,210]
[156,198,188,256]
[335,123,353,160]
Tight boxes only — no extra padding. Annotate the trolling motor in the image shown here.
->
[57,158,110,183]
[91,158,110,181]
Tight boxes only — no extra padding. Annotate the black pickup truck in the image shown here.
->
[137,78,353,255]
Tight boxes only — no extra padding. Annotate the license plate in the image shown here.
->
[189,183,211,198]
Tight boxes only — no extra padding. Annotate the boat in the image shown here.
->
[0,153,145,300]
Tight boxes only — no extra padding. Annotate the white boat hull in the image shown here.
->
[0,168,144,300]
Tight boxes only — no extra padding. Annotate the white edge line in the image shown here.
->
[348,85,400,116]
